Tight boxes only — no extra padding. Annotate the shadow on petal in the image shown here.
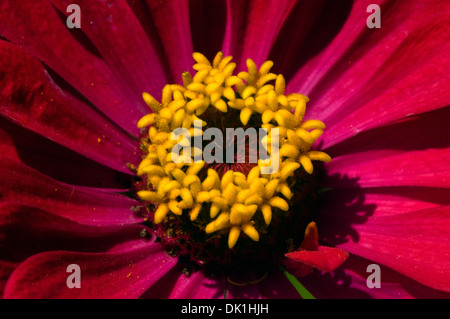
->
[269,0,353,82]
[315,170,377,246]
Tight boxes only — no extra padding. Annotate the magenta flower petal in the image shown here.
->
[295,3,450,147]
[300,269,401,299]
[167,270,226,299]
[143,267,226,299]
[0,160,142,226]
[267,1,355,82]
[0,261,16,297]
[1,0,449,300]
[0,202,149,261]
[357,188,450,217]
[283,221,349,277]
[3,241,176,299]
[335,206,450,292]
[0,118,133,189]
[49,0,169,98]
[324,106,450,188]
[326,106,450,159]
[326,147,450,188]
[223,0,296,69]
[286,246,349,273]
[301,255,450,299]
[0,1,149,134]
[226,270,301,299]
[0,40,140,173]
[318,187,450,230]
[286,0,373,94]
[0,201,151,288]
[142,0,194,82]
[0,123,20,163]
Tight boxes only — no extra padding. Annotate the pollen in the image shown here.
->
[136,52,331,254]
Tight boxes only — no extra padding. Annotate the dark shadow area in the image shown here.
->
[315,172,376,246]
[268,0,353,83]
[0,116,133,189]
[189,0,227,61]
[301,261,374,298]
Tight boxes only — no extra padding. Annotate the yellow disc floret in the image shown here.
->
[136,52,331,249]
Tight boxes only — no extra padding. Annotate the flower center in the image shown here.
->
[135,52,331,270]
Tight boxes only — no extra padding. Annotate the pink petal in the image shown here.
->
[321,55,450,149]
[49,0,168,99]
[0,118,133,189]
[0,202,149,262]
[0,1,150,134]
[268,1,353,81]
[335,206,450,292]
[3,241,176,299]
[343,255,450,299]
[0,261,17,297]
[285,246,349,273]
[304,5,450,147]
[144,0,194,82]
[300,269,404,299]
[0,120,19,162]
[223,0,296,69]
[226,269,301,299]
[358,188,450,217]
[326,106,450,160]
[325,147,450,188]
[323,106,450,188]
[283,222,349,276]
[167,270,226,299]
[316,186,450,246]
[142,266,226,299]
[0,159,143,226]
[0,40,140,173]
[287,0,388,93]
[301,255,450,299]
[319,186,450,224]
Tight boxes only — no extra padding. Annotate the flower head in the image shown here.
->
[135,52,333,271]
[0,0,450,299]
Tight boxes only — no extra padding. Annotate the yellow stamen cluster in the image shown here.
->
[136,52,331,249]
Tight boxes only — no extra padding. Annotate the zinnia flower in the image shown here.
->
[1,0,449,299]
